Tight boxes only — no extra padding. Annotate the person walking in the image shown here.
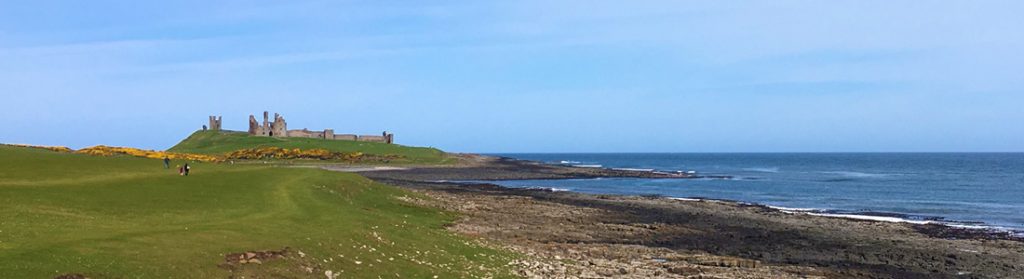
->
[177,165,183,176]
[184,164,191,176]
[163,157,170,169]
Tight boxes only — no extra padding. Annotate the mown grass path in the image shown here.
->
[0,145,514,278]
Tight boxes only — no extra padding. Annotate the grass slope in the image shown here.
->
[0,145,514,278]
[168,130,454,165]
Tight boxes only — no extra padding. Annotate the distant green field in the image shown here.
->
[0,145,514,278]
[168,130,454,165]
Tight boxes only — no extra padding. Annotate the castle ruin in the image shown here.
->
[248,111,288,137]
[207,111,394,144]
[208,116,222,131]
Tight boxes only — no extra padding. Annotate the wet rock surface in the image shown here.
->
[358,156,717,181]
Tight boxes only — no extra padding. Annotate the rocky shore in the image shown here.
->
[352,155,727,181]
[355,156,1024,278]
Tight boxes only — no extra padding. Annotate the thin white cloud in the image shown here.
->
[1,0,1022,151]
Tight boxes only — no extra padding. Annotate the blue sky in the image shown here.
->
[1,1,1021,152]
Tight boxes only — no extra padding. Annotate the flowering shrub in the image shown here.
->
[20,144,403,163]
[3,144,73,153]
[225,147,366,161]
[75,145,222,162]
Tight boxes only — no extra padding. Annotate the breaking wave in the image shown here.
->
[743,167,779,173]
[820,171,893,178]
[572,164,603,168]
[523,186,570,192]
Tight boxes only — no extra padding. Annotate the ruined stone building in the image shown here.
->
[208,116,222,131]
[248,111,287,137]
[207,111,394,144]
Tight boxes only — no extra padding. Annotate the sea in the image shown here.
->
[485,153,1024,235]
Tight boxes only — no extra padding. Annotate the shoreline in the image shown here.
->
[354,156,1024,278]
[469,183,1024,242]
[527,188,1024,241]
[496,156,1024,240]
[765,204,1024,239]
[676,197,1024,241]
[357,154,1024,242]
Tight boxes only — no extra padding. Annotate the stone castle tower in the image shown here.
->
[208,116,222,131]
[248,111,287,137]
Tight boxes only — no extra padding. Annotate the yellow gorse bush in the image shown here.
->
[8,143,401,163]
[76,145,223,162]
[3,144,73,153]
[224,147,365,161]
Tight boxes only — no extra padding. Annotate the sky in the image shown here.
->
[1,1,1022,152]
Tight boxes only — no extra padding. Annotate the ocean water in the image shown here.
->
[486,153,1024,233]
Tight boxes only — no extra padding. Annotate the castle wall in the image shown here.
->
[358,135,388,143]
[287,129,323,139]
[241,111,394,143]
[334,134,357,141]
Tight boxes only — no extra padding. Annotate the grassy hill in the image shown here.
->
[168,130,454,165]
[0,145,514,278]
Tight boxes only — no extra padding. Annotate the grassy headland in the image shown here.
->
[0,145,513,278]
[168,130,454,165]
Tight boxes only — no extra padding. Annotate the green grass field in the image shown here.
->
[0,145,514,278]
[168,131,455,165]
